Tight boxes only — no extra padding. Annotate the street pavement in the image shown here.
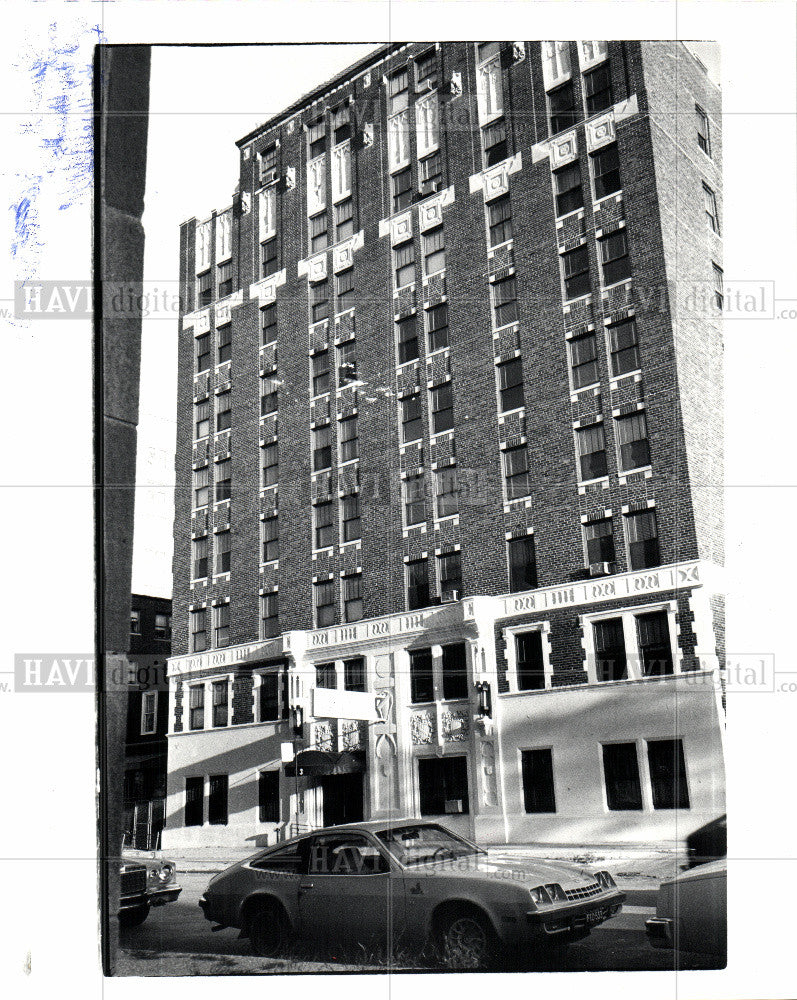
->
[115,871,722,976]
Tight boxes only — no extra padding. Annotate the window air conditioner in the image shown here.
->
[588,562,615,577]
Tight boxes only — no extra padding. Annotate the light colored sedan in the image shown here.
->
[646,858,726,959]
[199,820,624,968]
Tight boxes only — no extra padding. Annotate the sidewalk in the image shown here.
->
[167,842,685,889]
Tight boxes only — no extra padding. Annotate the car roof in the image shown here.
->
[305,818,433,835]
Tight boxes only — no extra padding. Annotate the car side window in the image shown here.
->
[308,835,390,876]
[249,839,307,874]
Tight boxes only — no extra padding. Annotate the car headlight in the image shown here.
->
[157,863,174,883]
[544,882,567,902]
[529,885,553,906]
[148,866,160,881]
[596,870,617,889]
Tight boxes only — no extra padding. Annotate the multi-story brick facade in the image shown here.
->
[164,41,725,848]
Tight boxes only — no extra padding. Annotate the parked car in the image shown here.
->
[645,858,726,960]
[119,852,182,926]
[684,814,726,868]
[199,820,625,968]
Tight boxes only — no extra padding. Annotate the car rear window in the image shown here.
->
[249,840,305,873]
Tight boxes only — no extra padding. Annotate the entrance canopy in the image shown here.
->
[284,749,366,777]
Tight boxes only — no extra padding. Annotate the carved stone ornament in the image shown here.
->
[284,166,296,190]
[332,230,364,273]
[194,309,211,335]
[341,719,363,750]
[418,186,454,232]
[362,122,374,147]
[411,711,435,745]
[307,253,327,282]
[391,210,413,246]
[512,42,526,64]
[550,131,578,168]
[442,710,470,742]
[240,191,251,214]
[585,112,615,152]
[449,71,463,97]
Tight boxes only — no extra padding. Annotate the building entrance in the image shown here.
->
[320,772,364,827]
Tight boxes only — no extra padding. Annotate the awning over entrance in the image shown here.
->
[284,749,366,777]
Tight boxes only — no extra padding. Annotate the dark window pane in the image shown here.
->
[600,230,631,285]
[585,518,616,564]
[637,610,673,676]
[402,394,423,443]
[521,749,556,813]
[259,673,280,721]
[410,648,434,703]
[603,743,643,810]
[554,162,584,216]
[549,81,577,134]
[584,62,613,116]
[442,643,468,700]
[609,318,640,376]
[259,770,281,823]
[647,739,690,809]
[397,315,419,364]
[594,617,627,681]
[569,331,599,388]
[592,144,621,199]
[344,657,366,692]
[626,509,660,570]
[431,382,454,433]
[208,774,228,825]
[418,756,469,815]
[498,357,524,412]
[185,777,203,826]
[516,631,545,690]
[406,558,429,610]
[562,245,590,299]
[508,535,537,592]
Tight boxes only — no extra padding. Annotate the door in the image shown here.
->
[320,772,364,827]
[297,833,405,953]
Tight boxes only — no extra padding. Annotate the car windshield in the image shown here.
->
[375,824,484,867]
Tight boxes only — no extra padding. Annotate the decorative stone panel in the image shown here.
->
[312,720,335,752]
[550,131,578,168]
[340,719,366,751]
[418,186,454,232]
[585,111,615,152]
[411,710,436,745]
[442,709,470,742]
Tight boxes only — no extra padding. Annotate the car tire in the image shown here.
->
[247,900,289,958]
[119,906,149,928]
[438,909,497,970]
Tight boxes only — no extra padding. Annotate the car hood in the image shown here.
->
[408,853,603,889]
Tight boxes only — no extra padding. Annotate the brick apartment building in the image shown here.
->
[164,41,725,849]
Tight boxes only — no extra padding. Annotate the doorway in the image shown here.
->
[320,772,364,827]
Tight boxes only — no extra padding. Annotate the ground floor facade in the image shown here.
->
[163,558,725,850]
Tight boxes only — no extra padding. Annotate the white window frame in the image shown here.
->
[476,51,504,125]
[502,622,553,693]
[581,601,679,685]
[541,41,572,90]
[416,90,439,158]
[140,690,158,735]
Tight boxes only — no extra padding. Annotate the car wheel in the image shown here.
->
[119,906,149,928]
[247,901,289,958]
[438,909,496,970]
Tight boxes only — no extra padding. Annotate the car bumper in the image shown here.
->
[524,890,625,940]
[645,916,674,949]
[149,884,183,906]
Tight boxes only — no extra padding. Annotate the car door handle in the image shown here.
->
[299,882,314,891]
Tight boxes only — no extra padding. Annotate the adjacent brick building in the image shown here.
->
[164,41,725,848]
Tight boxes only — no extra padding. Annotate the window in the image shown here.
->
[316,661,337,689]
[312,424,332,470]
[481,118,507,168]
[261,593,279,639]
[423,226,445,275]
[602,743,642,810]
[394,241,415,288]
[584,61,613,115]
[217,261,233,299]
[388,67,409,115]
[492,274,518,327]
[441,642,467,699]
[332,102,351,145]
[516,630,545,690]
[261,303,277,344]
[208,774,228,825]
[339,414,358,462]
[554,162,584,216]
[522,749,556,813]
[260,143,278,178]
[703,182,719,233]
[392,167,413,213]
[212,677,228,725]
[194,400,210,442]
[562,245,590,299]
[189,682,205,728]
[431,382,454,434]
[309,211,328,254]
[216,390,231,432]
[569,330,598,388]
[477,41,501,63]
[695,104,711,157]
[334,198,354,242]
[214,530,231,574]
[435,467,458,518]
[503,445,529,499]
[626,508,660,570]
[576,422,608,480]
[497,357,524,412]
[261,237,278,278]
[404,473,425,526]
[608,318,640,376]
[193,466,209,508]
[594,618,627,681]
[637,610,673,676]
[712,262,724,310]
[314,500,334,549]
[260,376,279,416]
[310,349,330,396]
[419,151,442,195]
[259,771,281,823]
[140,691,157,735]
[336,270,355,314]
[129,609,141,636]
[397,315,419,364]
[342,656,365,692]
[487,193,512,246]
[261,442,278,487]
[647,739,690,809]
[197,270,212,308]
[415,48,438,89]
[406,557,429,610]
[343,575,363,623]
[591,143,621,200]
[314,580,336,627]
[438,552,463,602]
[426,302,449,352]
[341,494,361,542]
[262,516,279,562]
[584,517,616,565]
[337,339,357,384]
[259,672,281,721]
[508,535,537,592]
[549,81,577,134]
[418,756,469,815]
[410,648,434,703]
[310,279,329,323]
[307,116,326,158]
[192,536,208,579]
[616,411,650,471]
[154,613,170,639]
[308,834,389,876]
[215,459,231,502]
[401,392,423,442]
[185,777,203,826]
[600,229,631,286]
[196,332,211,373]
